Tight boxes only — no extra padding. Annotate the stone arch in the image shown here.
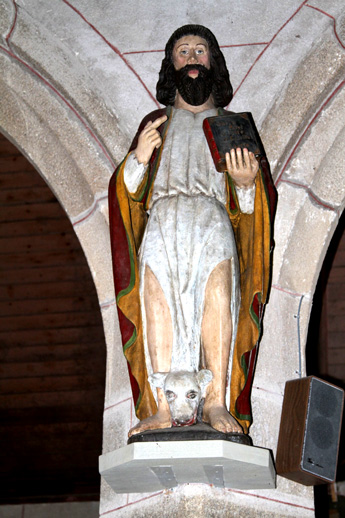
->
[1,38,136,414]
[252,28,345,455]
[0,44,134,418]
[0,52,119,307]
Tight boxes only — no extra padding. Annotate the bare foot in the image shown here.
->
[128,409,172,438]
[203,404,243,434]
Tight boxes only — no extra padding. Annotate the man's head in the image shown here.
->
[173,34,214,106]
[156,25,233,107]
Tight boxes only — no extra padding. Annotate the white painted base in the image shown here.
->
[99,440,276,493]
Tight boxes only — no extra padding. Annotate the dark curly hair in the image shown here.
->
[156,25,233,107]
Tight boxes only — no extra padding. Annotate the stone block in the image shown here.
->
[284,85,345,195]
[102,398,132,454]
[250,387,314,509]
[254,288,310,391]
[261,35,345,177]
[72,208,114,305]
[275,194,337,294]
[9,4,130,162]
[0,56,111,219]
[99,477,128,517]
[272,182,308,282]
[311,125,345,210]
[99,481,314,518]
[233,6,337,135]
[250,385,284,453]
[0,0,14,43]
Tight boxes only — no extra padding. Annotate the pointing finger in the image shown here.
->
[143,120,152,129]
[150,115,168,130]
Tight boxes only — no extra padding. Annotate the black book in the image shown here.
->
[203,112,265,172]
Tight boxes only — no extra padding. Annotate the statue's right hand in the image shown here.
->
[134,115,168,166]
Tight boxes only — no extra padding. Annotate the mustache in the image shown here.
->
[175,64,212,80]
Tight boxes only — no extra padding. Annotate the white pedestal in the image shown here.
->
[99,440,276,493]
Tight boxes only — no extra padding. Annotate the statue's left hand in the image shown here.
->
[225,148,259,188]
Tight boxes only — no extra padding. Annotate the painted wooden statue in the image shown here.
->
[109,25,276,438]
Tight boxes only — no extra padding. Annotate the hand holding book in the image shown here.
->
[203,112,265,185]
[225,147,259,189]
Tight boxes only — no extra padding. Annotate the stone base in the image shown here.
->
[99,440,276,493]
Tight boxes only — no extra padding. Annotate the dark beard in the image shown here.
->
[175,64,214,106]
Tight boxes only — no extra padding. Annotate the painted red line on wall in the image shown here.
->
[72,194,108,227]
[279,178,337,212]
[104,397,132,412]
[6,0,18,43]
[232,0,309,98]
[123,42,269,55]
[123,49,165,55]
[100,488,314,514]
[228,488,315,511]
[100,491,164,515]
[0,45,116,169]
[272,284,304,297]
[306,4,345,49]
[221,42,269,48]
[275,79,345,186]
[253,384,283,397]
[100,299,116,310]
[62,0,159,108]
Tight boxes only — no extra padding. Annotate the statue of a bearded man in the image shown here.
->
[109,25,276,438]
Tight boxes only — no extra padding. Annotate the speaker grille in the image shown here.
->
[302,378,343,481]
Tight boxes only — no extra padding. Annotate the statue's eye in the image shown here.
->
[165,390,176,401]
[187,392,197,399]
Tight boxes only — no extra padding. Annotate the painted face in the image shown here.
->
[172,34,210,77]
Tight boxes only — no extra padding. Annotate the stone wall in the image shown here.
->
[1,0,345,516]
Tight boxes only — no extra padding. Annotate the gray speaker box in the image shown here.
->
[276,376,344,485]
